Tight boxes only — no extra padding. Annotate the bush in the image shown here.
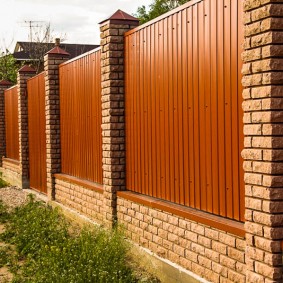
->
[0,200,9,223]
[0,176,9,188]
[3,196,136,283]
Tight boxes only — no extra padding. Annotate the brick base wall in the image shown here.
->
[117,196,246,283]
[2,159,20,174]
[55,178,104,223]
[1,159,26,188]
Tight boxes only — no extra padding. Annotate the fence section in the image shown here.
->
[27,72,47,194]
[59,48,103,184]
[125,0,244,221]
[4,86,19,161]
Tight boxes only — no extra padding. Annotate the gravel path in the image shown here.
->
[0,186,28,209]
[0,186,48,210]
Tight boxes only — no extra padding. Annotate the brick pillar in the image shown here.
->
[99,10,139,226]
[18,66,36,188]
[242,1,283,282]
[44,47,70,201]
[0,80,12,166]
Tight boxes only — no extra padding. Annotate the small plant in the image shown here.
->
[2,196,138,283]
[0,245,17,268]
[0,173,9,188]
[3,194,68,258]
[0,200,9,223]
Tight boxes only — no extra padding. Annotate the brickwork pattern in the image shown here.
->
[0,82,12,165]
[2,159,20,174]
[117,197,246,283]
[100,19,139,225]
[242,1,283,282]
[55,178,104,223]
[44,52,69,200]
[17,69,36,186]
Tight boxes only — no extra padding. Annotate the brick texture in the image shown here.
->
[242,1,283,282]
[44,50,69,200]
[117,197,246,283]
[55,178,104,223]
[17,66,36,188]
[99,15,139,226]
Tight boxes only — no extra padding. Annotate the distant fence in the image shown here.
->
[4,86,19,161]
[125,0,244,221]
[59,48,103,184]
[27,72,47,194]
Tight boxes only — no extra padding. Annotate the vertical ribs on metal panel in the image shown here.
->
[27,72,47,194]
[4,86,19,161]
[59,49,103,184]
[125,0,244,221]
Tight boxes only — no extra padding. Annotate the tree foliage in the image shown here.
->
[135,0,190,24]
[0,52,18,84]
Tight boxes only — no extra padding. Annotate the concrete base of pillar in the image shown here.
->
[0,167,29,189]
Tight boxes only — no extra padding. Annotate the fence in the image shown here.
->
[4,86,19,161]
[59,48,103,184]
[1,1,283,281]
[27,72,47,194]
[125,0,244,221]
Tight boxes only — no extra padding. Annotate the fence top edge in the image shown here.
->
[59,46,101,68]
[26,71,45,83]
[125,0,203,37]
[4,85,17,92]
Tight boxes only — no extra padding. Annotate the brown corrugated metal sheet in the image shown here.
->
[27,72,47,194]
[125,0,244,221]
[59,48,103,184]
[4,86,19,161]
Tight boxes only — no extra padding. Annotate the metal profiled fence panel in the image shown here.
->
[27,72,47,194]
[59,48,103,184]
[125,0,244,221]
[4,86,19,161]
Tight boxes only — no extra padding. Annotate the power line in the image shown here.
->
[20,21,45,42]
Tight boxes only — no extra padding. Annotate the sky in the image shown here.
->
[0,0,152,52]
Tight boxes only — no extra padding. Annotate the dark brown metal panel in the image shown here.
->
[27,72,47,194]
[223,0,233,219]
[192,3,201,210]
[210,0,219,216]
[198,1,206,211]
[4,86,19,161]
[187,6,195,208]
[238,0,245,222]
[163,17,171,203]
[125,0,244,222]
[204,0,212,213]
[59,49,103,184]
[231,0,240,220]
[217,0,226,218]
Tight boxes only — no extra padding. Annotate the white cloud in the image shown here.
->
[0,0,152,51]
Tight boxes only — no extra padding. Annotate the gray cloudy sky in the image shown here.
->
[0,0,151,51]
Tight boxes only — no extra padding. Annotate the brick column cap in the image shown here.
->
[99,9,139,25]
[18,65,36,74]
[46,46,70,57]
[0,80,12,86]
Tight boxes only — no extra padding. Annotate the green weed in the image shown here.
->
[0,173,9,188]
[2,196,137,283]
[0,200,9,223]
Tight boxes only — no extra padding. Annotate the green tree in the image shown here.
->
[135,0,190,24]
[0,52,18,84]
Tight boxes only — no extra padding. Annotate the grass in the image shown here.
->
[0,195,159,283]
[0,175,9,188]
[0,179,9,188]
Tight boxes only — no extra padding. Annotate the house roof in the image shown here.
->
[13,41,99,61]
